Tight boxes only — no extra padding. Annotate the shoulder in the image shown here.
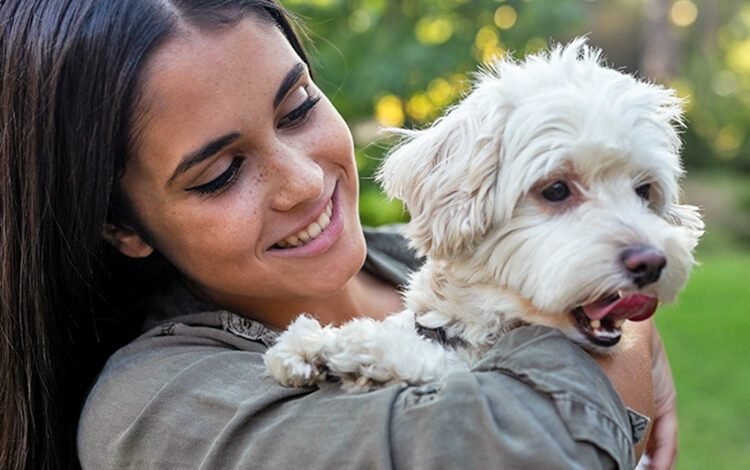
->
[470,325,640,469]
[77,311,290,468]
[362,224,424,287]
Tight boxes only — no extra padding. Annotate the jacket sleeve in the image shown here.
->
[78,323,635,469]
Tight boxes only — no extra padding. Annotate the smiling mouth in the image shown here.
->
[273,199,333,249]
[572,291,658,347]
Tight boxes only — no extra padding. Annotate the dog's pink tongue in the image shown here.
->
[581,294,658,322]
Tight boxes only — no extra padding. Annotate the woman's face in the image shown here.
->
[114,16,366,319]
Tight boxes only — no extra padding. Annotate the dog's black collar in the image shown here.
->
[415,319,528,349]
[414,322,470,349]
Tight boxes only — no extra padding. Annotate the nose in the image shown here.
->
[268,147,325,211]
[620,245,667,288]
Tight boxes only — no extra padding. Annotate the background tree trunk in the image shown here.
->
[641,0,678,82]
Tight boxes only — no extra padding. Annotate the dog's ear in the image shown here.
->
[666,202,704,250]
[377,93,506,259]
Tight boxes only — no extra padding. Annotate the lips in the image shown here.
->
[572,292,658,347]
[268,182,343,256]
[274,199,333,249]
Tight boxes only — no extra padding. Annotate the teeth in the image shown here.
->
[318,212,331,229]
[307,222,322,238]
[589,318,626,332]
[276,200,333,249]
[617,290,624,299]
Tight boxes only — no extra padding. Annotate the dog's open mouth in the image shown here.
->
[572,292,658,347]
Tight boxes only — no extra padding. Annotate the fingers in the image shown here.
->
[647,326,679,470]
[645,408,678,470]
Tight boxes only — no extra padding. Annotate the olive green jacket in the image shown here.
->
[78,226,644,469]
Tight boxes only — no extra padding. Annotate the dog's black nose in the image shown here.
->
[620,245,667,288]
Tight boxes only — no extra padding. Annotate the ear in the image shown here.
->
[102,223,154,258]
[666,202,704,250]
[377,89,507,260]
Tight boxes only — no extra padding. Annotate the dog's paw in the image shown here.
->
[264,315,329,387]
[265,350,323,387]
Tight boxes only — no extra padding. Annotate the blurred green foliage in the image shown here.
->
[284,0,750,226]
[657,248,750,469]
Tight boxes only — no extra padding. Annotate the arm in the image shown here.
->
[78,321,636,469]
[592,319,679,469]
[646,325,678,470]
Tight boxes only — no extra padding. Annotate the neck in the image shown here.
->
[193,270,402,330]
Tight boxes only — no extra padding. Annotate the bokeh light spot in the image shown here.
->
[714,125,744,158]
[670,0,698,27]
[727,40,750,75]
[349,10,373,33]
[712,71,739,97]
[416,16,455,45]
[375,94,405,127]
[475,26,498,50]
[475,26,505,62]
[525,37,547,54]
[494,5,517,30]
[406,93,434,122]
[427,78,457,106]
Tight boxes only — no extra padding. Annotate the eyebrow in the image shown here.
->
[274,62,306,109]
[167,63,307,188]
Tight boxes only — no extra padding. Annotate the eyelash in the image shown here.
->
[186,156,244,196]
[185,92,321,197]
[277,94,321,129]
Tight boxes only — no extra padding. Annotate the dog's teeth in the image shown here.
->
[590,319,601,329]
[617,290,624,299]
[614,319,625,328]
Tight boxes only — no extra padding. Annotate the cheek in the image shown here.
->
[142,190,266,271]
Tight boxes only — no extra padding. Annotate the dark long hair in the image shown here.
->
[0,1,309,468]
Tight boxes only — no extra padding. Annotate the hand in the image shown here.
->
[644,328,678,470]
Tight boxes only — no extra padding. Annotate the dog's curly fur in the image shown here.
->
[265,38,704,392]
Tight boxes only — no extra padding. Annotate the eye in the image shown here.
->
[635,183,651,201]
[277,92,321,129]
[541,180,571,202]
[186,156,244,196]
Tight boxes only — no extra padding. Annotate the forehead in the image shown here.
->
[501,88,681,186]
[130,16,298,180]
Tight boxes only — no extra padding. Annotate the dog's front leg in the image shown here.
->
[265,313,461,392]
[323,313,462,392]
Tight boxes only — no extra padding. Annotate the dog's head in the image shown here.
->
[378,38,703,351]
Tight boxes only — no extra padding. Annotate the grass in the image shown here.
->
[655,247,750,469]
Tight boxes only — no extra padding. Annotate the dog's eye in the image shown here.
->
[541,181,571,202]
[635,183,651,201]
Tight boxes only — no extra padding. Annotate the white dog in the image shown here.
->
[265,38,703,392]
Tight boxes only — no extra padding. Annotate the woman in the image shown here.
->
[0,0,677,468]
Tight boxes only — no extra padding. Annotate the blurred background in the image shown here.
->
[283,0,749,467]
